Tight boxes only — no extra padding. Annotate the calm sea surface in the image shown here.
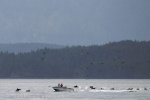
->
[0,79,149,100]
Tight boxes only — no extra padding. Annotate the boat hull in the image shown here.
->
[53,86,74,92]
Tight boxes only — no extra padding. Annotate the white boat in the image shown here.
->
[52,84,74,92]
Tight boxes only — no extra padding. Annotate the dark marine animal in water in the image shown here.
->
[16,88,21,92]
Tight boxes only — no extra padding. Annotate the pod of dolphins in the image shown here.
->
[15,85,149,92]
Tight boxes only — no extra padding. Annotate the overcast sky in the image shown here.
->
[0,0,149,45]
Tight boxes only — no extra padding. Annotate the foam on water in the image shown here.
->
[89,89,130,93]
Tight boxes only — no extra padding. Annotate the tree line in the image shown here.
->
[0,40,150,79]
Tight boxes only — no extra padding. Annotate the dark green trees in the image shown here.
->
[0,40,150,78]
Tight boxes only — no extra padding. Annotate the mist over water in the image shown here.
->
[0,79,150,100]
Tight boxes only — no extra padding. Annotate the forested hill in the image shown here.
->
[0,43,64,53]
[0,40,150,79]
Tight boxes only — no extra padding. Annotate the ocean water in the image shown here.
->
[0,79,150,100]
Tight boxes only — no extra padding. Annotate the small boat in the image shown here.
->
[52,84,74,92]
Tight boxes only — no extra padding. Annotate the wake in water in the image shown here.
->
[0,79,150,100]
[72,85,148,93]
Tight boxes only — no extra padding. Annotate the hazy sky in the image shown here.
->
[0,0,150,45]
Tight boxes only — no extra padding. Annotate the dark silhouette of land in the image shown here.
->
[0,40,150,79]
[0,43,64,53]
